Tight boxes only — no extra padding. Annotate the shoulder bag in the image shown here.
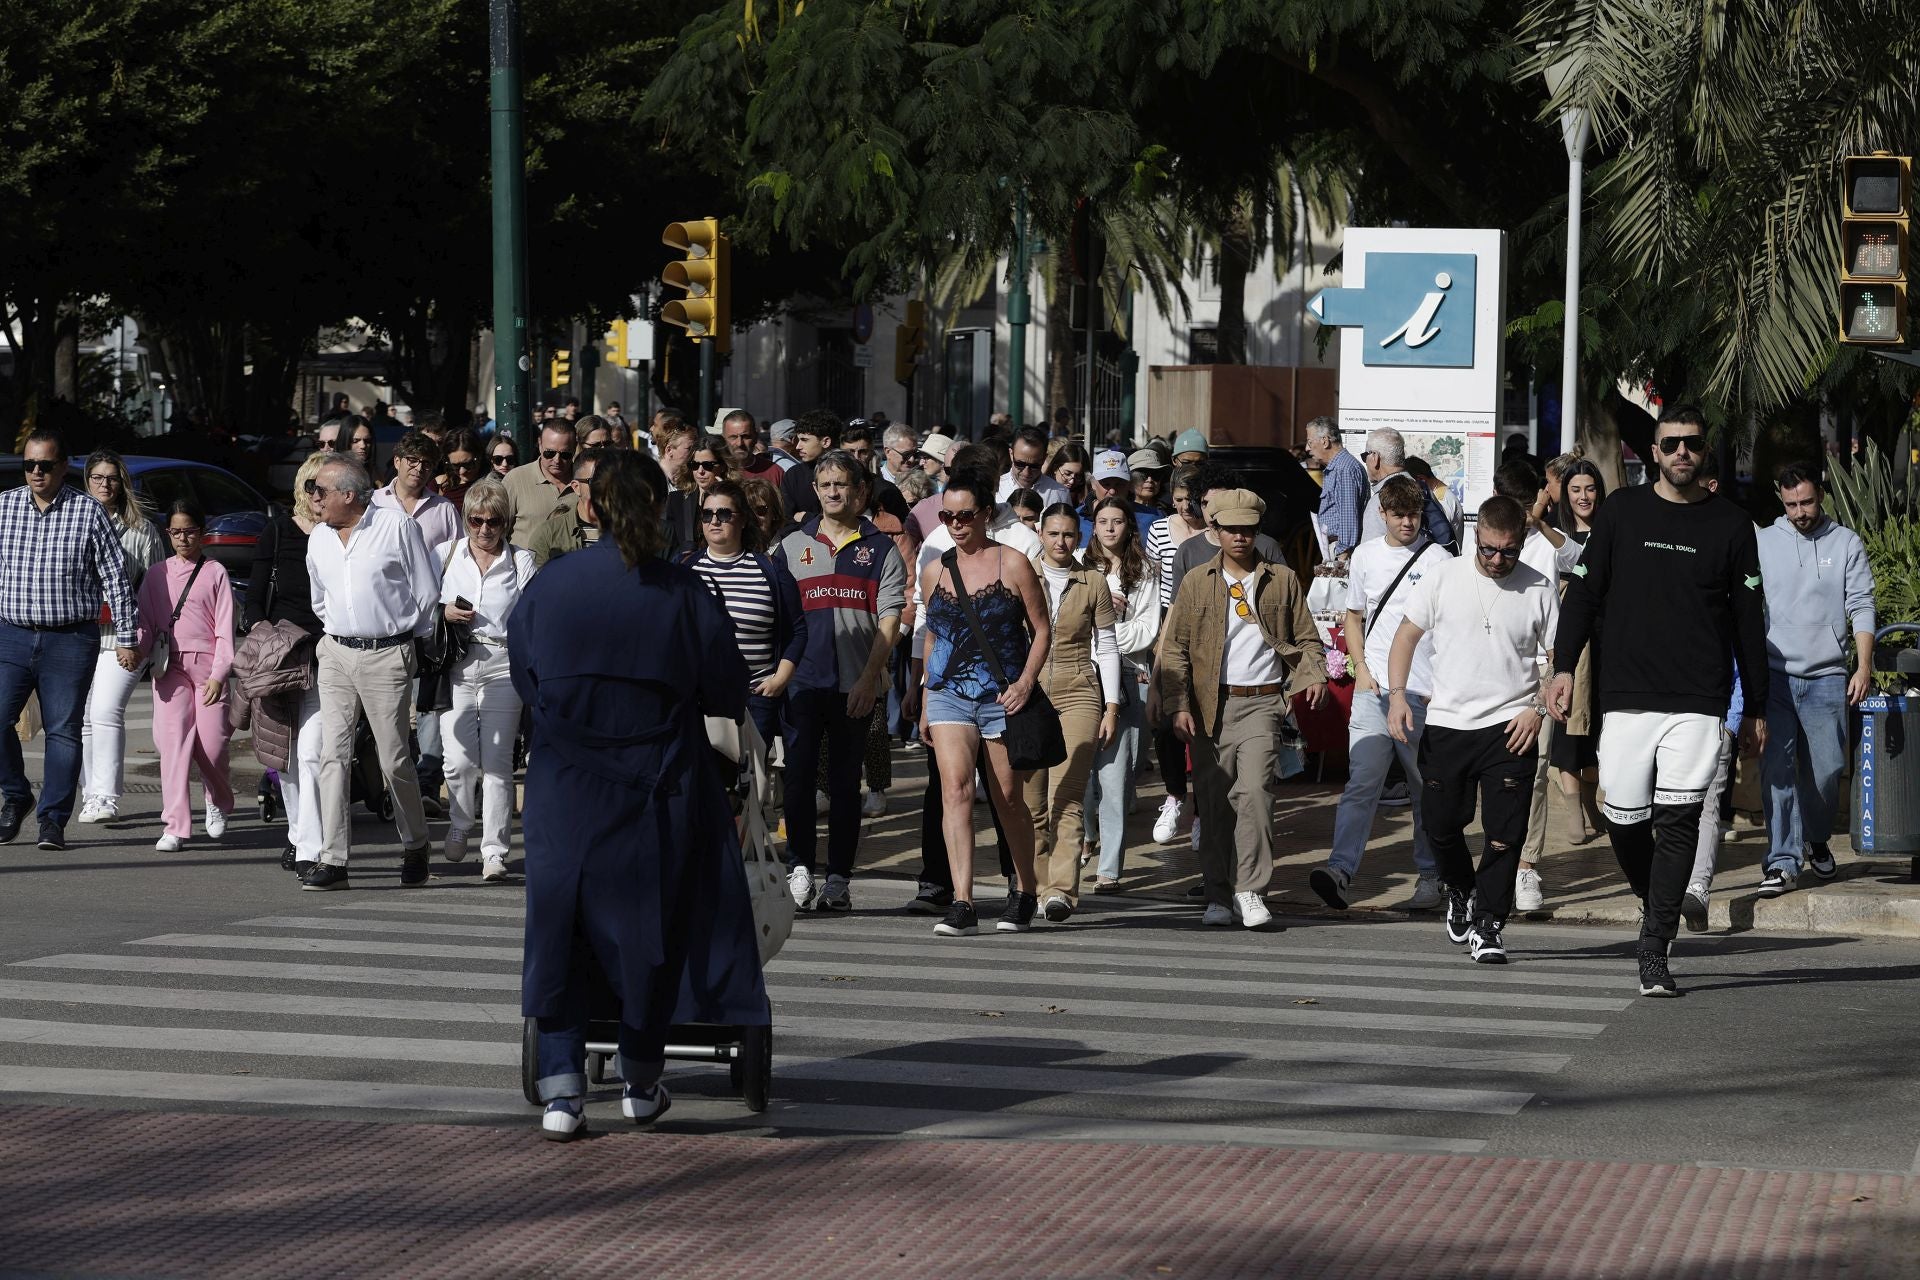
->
[415,539,473,713]
[940,548,1066,771]
[148,559,208,682]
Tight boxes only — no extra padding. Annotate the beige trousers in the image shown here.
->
[1522,719,1554,862]
[1189,691,1284,907]
[1023,684,1103,905]
[315,637,428,866]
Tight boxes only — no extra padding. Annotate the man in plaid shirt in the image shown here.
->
[1305,416,1369,561]
[0,429,139,850]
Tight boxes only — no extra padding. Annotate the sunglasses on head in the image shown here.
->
[541,449,573,463]
[938,509,981,525]
[1656,434,1706,456]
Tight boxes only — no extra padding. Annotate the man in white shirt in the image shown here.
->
[304,457,442,890]
[1313,476,1442,912]
[997,426,1071,507]
[371,429,461,800]
[1388,496,1558,963]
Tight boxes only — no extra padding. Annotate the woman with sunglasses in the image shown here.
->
[664,433,734,558]
[1046,442,1090,511]
[681,480,806,751]
[1082,495,1162,891]
[577,415,614,451]
[1142,464,1206,846]
[76,451,166,826]
[488,435,518,477]
[1022,502,1121,924]
[137,500,236,851]
[439,428,486,514]
[434,478,538,882]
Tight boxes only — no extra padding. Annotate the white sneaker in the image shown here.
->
[622,1082,672,1125]
[482,855,509,882]
[1514,867,1545,912]
[1200,902,1234,927]
[77,796,114,824]
[541,1098,586,1142]
[204,805,227,839]
[1408,873,1444,911]
[1152,796,1184,844]
[861,790,887,818]
[1234,891,1273,929]
[1190,818,1202,851]
[788,865,819,911]
[444,831,471,863]
[155,834,184,852]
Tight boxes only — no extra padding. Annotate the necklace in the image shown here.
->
[1472,572,1500,636]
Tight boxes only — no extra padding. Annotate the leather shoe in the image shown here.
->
[400,846,430,886]
[279,844,296,872]
[292,859,317,880]
[302,863,351,891]
[0,797,29,844]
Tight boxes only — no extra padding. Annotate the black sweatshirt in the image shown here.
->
[1553,484,1769,719]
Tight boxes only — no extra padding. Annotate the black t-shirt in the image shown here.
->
[1554,484,1768,718]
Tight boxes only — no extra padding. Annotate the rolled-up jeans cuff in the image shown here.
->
[536,1071,586,1103]
[617,1053,664,1089]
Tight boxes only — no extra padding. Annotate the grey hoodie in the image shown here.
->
[1755,515,1876,679]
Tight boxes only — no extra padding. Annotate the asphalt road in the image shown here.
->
[2,776,1917,1182]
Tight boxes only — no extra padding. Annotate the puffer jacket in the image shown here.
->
[233,619,317,772]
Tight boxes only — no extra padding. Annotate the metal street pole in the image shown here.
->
[488,0,531,449]
[1542,53,1591,458]
[698,340,714,429]
[1007,189,1030,427]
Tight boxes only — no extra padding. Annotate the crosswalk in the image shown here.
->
[0,886,1644,1151]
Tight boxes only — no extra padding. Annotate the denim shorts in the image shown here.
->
[925,686,1008,739]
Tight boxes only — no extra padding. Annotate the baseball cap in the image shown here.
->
[1127,447,1167,473]
[768,418,797,443]
[1172,429,1210,457]
[1204,487,1265,527]
[920,433,956,464]
[1091,450,1131,484]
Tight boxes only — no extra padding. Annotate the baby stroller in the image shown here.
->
[519,713,793,1112]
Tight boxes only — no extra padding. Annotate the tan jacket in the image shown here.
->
[1155,552,1327,738]
[1039,563,1116,701]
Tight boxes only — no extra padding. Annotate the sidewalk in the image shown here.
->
[852,744,1920,939]
[0,1104,1911,1279]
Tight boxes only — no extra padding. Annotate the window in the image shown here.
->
[1189,328,1220,365]
[187,468,266,517]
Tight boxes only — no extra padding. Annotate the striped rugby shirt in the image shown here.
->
[772,515,905,693]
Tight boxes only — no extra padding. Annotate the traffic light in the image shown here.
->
[1840,153,1910,346]
[603,319,629,367]
[894,299,927,384]
[548,349,571,389]
[661,218,731,355]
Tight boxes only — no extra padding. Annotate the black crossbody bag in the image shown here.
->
[940,548,1066,771]
[1364,542,1432,637]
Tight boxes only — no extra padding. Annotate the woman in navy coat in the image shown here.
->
[508,450,767,1141]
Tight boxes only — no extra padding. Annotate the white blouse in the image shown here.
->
[431,539,538,645]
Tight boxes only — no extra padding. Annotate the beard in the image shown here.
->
[1655,454,1700,488]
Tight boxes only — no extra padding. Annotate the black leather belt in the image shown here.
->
[328,632,411,651]
[3,619,92,632]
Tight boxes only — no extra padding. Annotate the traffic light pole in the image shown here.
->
[1007,189,1031,429]
[698,339,714,430]
[1557,101,1591,456]
[488,0,531,449]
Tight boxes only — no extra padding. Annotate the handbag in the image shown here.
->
[148,559,207,681]
[415,539,473,714]
[940,548,1066,771]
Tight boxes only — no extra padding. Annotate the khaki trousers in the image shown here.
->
[1190,691,1284,907]
[1521,719,1554,862]
[316,637,428,866]
[1023,683,1103,905]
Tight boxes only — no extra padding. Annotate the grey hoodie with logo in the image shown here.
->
[1755,515,1876,679]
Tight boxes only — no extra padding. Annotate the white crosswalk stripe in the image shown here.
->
[0,888,1650,1153]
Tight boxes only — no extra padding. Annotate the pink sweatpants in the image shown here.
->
[152,650,234,838]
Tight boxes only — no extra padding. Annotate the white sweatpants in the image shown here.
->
[439,645,521,860]
[275,685,326,861]
[1595,710,1723,825]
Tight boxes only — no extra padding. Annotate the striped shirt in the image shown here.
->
[0,485,138,646]
[1144,515,1200,613]
[688,549,778,679]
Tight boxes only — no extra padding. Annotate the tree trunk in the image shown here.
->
[52,302,80,404]
[1044,258,1074,425]
[1215,194,1254,366]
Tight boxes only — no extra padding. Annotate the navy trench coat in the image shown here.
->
[508,540,768,1032]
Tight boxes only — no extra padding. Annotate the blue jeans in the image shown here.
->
[0,621,101,828]
[1763,672,1849,872]
[1085,688,1146,880]
[746,692,783,755]
[533,931,668,1103]
[1328,689,1435,880]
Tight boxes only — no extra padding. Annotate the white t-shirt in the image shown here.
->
[1399,554,1559,731]
[1220,568,1284,686]
[1344,537,1438,699]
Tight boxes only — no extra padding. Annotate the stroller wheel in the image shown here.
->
[376,790,395,822]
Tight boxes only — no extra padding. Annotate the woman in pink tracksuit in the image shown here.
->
[137,500,235,852]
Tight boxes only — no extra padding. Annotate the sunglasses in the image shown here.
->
[468,515,504,529]
[938,509,981,525]
[310,484,341,500]
[1226,581,1254,621]
[1656,434,1706,456]
[700,508,738,525]
[491,454,514,466]
[1009,459,1042,473]
[692,459,723,472]
[541,449,574,463]
[22,459,59,474]
[447,457,481,473]
[1476,544,1521,561]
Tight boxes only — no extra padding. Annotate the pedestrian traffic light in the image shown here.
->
[1840,153,1910,346]
[661,218,732,355]
[549,349,571,389]
[894,300,927,385]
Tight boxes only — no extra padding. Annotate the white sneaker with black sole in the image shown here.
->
[1444,887,1474,945]
[1757,868,1792,897]
[1513,867,1544,912]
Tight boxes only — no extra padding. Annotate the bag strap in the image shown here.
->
[1365,541,1431,638]
[941,548,1015,691]
[170,559,208,626]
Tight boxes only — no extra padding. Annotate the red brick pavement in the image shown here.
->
[0,1105,1914,1278]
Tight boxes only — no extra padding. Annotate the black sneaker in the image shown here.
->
[1807,842,1838,879]
[400,846,430,886]
[1757,868,1792,898]
[292,859,317,880]
[933,900,978,936]
[302,863,351,891]
[907,882,953,915]
[1680,888,1709,933]
[35,822,65,852]
[0,797,29,844]
[1468,919,1508,964]
[279,844,297,873]
[1444,887,1474,945]
[1637,946,1679,997]
[1308,867,1350,910]
[997,889,1038,933]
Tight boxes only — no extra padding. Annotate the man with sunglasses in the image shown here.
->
[996,427,1071,508]
[0,429,140,849]
[1548,406,1769,996]
[1387,497,1559,964]
[1157,488,1328,930]
[526,447,607,568]
[504,421,578,545]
